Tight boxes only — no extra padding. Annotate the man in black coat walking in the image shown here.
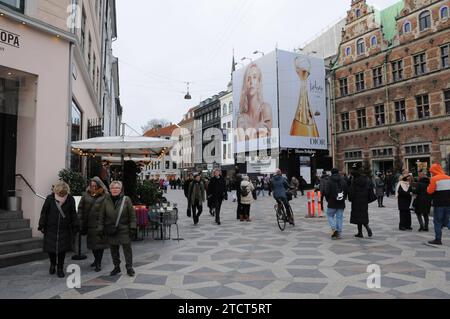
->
[208,169,228,225]
[183,174,194,217]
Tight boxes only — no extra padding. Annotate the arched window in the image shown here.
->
[419,11,431,31]
[370,36,378,47]
[345,47,351,56]
[441,6,449,19]
[356,9,361,18]
[229,102,233,114]
[357,39,365,55]
[403,21,411,33]
[223,104,227,116]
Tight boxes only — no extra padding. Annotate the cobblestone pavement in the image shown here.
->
[0,190,449,299]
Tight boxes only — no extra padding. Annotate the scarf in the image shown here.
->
[55,193,68,206]
[396,181,410,197]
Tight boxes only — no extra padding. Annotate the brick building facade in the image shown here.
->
[332,0,450,175]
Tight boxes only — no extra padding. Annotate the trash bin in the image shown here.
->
[7,190,22,212]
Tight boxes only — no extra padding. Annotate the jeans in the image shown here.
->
[433,207,450,241]
[327,208,344,233]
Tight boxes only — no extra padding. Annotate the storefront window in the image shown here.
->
[0,0,25,13]
[71,100,82,172]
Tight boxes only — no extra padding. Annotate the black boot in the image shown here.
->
[57,266,65,278]
[127,268,135,277]
[95,262,102,272]
[49,264,56,275]
[110,267,121,276]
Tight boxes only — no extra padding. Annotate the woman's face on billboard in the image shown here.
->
[245,66,260,97]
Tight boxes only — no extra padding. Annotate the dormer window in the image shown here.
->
[403,21,411,33]
[357,39,365,55]
[419,11,431,31]
[441,6,449,19]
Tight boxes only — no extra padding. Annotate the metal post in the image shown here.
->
[71,233,87,260]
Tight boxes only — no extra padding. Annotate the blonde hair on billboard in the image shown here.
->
[239,63,263,114]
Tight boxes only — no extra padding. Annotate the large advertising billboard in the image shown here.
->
[233,51,279,154]
[233,49,327,154]
[278,49,327,150]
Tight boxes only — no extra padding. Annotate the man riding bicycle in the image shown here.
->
[271,169,295,225]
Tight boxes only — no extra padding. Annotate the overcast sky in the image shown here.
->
[114,0,399,135]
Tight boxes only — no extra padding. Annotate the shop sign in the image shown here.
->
[0,28,20,49]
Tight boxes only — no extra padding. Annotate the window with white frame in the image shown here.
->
[440,6,448,19]
[403,21,411,33]
[345,47,351,56]
[357,39,365,55]
[419,11,431,31]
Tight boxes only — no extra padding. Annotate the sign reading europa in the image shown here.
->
[0,28,20,48]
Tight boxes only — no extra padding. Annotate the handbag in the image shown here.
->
[104,197,126,236]
[368,187,377,204]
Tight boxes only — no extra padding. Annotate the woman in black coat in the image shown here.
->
[397,175,413,231]
[38,181,78,278]
[348,169,373,238]
[412,172,431,231]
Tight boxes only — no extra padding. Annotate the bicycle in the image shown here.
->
[274,198,295,231]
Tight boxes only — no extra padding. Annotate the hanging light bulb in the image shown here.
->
[184,82,192,100]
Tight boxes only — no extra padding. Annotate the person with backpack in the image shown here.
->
[324,168,348,240]
[239,176,255,222]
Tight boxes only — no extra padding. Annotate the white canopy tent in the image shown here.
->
[71,136,175,176]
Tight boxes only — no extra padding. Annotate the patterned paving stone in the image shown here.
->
[281,282,327,294]
[134,274,168,286]
[190,285,243,299]
[287,268,328,279]
[150,264,189,272]
[172,255,198,262]
[288,258,324,266]
[1,191,449,299]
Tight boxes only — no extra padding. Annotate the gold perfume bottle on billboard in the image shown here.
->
[290,56,320,137]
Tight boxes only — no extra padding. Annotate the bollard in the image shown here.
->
[311,191,316,217]
[307,191,312,218]
[317,191,322,217]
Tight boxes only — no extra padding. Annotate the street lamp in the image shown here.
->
[253,50,265,57]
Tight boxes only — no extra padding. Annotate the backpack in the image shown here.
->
[335,179,345,201]
[241,184,249,197]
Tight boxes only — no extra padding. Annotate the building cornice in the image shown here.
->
[0,5,77,43]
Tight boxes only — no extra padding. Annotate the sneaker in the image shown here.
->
[355,233,364,238]
[331,230,338,239]
[127,268,135,277]
[428,240,442,246]
[335,232,342,240]
[110,267,121,276]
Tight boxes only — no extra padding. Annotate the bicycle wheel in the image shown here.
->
[276,205,287,231]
